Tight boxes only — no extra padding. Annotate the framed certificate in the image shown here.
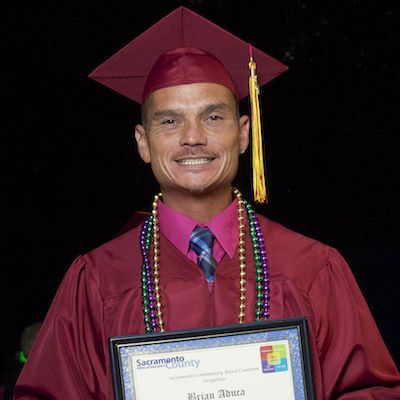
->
[109,317,315,400]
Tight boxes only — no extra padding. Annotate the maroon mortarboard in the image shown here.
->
[89,6,287,103]
[89,6,288,203]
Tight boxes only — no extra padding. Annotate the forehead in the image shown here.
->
[144,82,238,113]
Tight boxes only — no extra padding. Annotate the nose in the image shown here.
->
[179,122,207,147]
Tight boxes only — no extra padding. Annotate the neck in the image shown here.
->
[161,188,233,223]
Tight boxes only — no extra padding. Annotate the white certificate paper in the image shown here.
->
[130,340,295,400]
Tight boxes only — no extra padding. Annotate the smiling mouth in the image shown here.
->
[177,158,214,165]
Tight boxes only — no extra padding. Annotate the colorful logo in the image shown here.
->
[259,344,288,373]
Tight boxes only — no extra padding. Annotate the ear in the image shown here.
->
[238,115,250,154]
[134,124,151,164]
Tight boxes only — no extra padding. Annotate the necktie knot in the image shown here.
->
[190,226,217,281]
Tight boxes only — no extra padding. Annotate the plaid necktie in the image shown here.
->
[190,226,217,282]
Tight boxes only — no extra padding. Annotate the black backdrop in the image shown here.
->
[2,0,399,375]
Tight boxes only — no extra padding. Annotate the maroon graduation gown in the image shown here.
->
[15,215,400,399]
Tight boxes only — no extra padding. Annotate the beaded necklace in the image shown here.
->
[139,188,270,333]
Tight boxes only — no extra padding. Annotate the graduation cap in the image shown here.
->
[89,6,288,203]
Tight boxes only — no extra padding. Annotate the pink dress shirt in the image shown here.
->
[157,199,238,264]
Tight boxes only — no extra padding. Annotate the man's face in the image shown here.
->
[135,83,249,199]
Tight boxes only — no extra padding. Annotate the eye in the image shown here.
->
[161,118,176,125]
[207,114,223,121]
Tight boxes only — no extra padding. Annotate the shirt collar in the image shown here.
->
[158,199,238,259]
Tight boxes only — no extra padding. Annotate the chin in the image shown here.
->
[171,181,210,195]
[181,182,230,197]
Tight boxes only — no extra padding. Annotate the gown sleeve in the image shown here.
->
[309,247,400,399]
[14,256,108,400]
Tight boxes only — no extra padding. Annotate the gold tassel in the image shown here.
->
[248,48,268,203]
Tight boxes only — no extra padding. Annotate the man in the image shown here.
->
[15,7,399,399]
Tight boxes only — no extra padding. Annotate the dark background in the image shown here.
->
[2,0,399,378]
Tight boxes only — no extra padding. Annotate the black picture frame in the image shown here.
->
[109,316,315,400]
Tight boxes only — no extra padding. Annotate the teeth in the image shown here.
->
[178,158,210,165]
